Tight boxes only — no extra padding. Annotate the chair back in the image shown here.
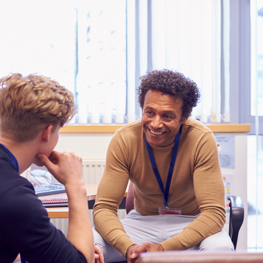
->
[227,195,244,249]
[126,182,134,214]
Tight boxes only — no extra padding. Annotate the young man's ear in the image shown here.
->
[41,125,53,142]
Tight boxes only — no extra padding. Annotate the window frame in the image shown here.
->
[237,0,263,135]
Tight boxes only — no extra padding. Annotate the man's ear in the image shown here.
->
[180,117,188,124]
[41,125,53,143]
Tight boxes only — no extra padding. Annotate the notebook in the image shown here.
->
[40,197,68,207]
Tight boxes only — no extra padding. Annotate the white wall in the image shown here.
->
[56,132,248,250]
[55,133,114,159]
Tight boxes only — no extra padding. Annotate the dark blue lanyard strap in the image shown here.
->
[0,143,19,172]
[0,144,26,262]
[146,126,181,207]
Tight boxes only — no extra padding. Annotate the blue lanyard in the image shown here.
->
[0,144,26,263]
[1,143,19,172]
[145,126,181,207]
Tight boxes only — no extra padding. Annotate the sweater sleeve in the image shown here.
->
[0,181,87,263]
[160,132,226,250]
[93,131,135,257]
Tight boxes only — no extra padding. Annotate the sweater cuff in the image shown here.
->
[160,237,181,251]
[115,235,136,257]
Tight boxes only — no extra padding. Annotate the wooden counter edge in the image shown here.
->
[46,192,127,218]
[60,124,250,134]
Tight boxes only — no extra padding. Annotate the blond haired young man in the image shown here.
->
[0,73,103,263]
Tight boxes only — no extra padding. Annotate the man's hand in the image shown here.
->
[13,254,20,262]
[127,243,164,263]
[94,244,104,263]
[37,151,84,187]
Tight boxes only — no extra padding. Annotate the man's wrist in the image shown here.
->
[126,244,136,259]
[158,243,164,251]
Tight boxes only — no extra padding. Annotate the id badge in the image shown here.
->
[158,206,182,215]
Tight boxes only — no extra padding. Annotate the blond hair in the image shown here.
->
[0,73,76,142]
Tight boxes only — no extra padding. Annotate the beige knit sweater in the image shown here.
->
[93,119,226,257]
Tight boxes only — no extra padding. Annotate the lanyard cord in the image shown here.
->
[146,126,181,207]
[1,143,19,172]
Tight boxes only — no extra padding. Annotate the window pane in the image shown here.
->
[76,0,126,124]
[0,0,127,124]
[247,135,263,250]
[251,0,263,116]
[0,0,76,94]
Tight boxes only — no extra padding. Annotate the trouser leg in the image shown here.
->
[93,227,126,263]
[198,229,234,250]
[93,210,197,262]
[93,210,233,262]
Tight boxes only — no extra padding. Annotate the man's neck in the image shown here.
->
[0,136,38,174]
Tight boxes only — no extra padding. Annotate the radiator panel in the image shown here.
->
[51,159,127,234]
[82,160,105,184]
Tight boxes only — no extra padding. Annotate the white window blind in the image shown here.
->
[248,0,263,251]
[0,0,230,124]
[130,0,230,122]
[76,0,127,124]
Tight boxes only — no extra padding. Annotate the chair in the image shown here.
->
[125,182,244,250]
[227,195,244,249]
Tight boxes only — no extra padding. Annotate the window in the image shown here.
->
[247,135,263,251]
[238,0,263,252]
[0,0,229,125]
[0,0,127,124]
[247,0,263,252]
[251,0,263,117]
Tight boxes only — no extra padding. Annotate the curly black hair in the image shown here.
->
[137,69,200,119]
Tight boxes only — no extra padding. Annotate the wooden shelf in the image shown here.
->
[60,125,123,133]
[205,124,250,133]
[60,124,250,134]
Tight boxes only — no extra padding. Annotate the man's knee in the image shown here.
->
[93,227,126,262]
[93,227,106,248]
[199,230,234,251]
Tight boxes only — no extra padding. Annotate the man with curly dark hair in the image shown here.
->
[93,69,233,263]
[138,70,200,121]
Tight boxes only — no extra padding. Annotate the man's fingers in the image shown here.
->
[131,252,137,259]
[48,151,60,164]
[37,153,57,174]
[37,154,49,166]
[136,244,148,254]
[94,245,104,263]
[130,245,146,259]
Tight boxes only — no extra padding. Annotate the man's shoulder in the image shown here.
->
[117,119,142,132]
[183,118,212,135]
[115,120,142,140]
[0,148,34,204]
[0,170,35,207]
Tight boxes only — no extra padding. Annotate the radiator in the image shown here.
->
[82,159,105,184]
[51,159,127,236]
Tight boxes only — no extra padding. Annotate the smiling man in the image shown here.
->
[93,69,234,263]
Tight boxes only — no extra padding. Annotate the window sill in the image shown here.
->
[60,124,251,133]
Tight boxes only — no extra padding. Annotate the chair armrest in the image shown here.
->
[227,195,244,249]
[126,182,134,214]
